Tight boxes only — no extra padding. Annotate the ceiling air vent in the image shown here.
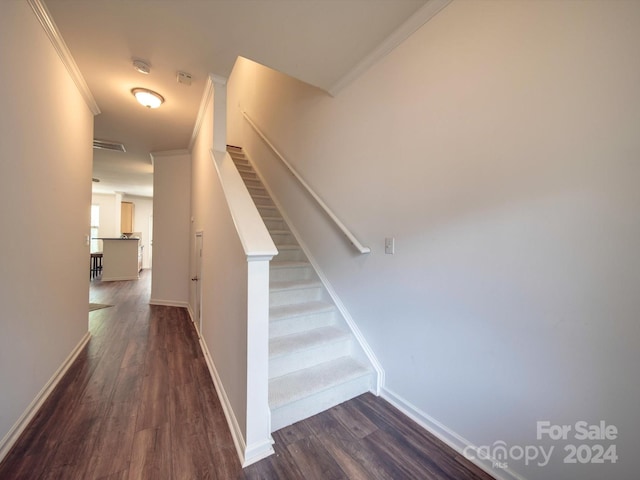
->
[93,139,126,153]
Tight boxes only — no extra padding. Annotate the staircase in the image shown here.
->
[228,146,375,432]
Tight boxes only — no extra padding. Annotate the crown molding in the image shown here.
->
[189,74,215,150]
[328,0,452,96]
[27,0,100,115]
[149,149,191,165]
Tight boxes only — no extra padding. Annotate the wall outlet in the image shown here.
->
[385,237,395,254]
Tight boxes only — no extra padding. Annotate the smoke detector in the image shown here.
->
[133,59,151,75]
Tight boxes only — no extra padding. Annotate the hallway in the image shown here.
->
[0,272,493,479]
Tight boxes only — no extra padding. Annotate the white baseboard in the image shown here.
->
[149,299,189,308]
[101,275,139,281]
[0,331,91,463]
[243,438,275,467]
[381,387,526,480]
[197,335,274,467]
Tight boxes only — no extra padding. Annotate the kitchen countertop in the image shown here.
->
[97,237,140,240]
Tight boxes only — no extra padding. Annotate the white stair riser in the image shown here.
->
[270,338,351,378]
[270,265,314,281]
[269,285,323,307]
[258,207,280,217]
[270,373,374,431]
[269,232,296,245]
[251,197,274,207]
[270,310,336,337]
[250,189,268,198]
[273,248,305,262]
[264,218,286,230]
[240,173,259,181]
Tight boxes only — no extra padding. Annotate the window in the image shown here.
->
[90,204,100,253]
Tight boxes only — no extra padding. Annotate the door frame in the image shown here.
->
[194,231,204,335]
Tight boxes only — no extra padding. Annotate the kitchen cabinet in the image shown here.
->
[121,201,134,233]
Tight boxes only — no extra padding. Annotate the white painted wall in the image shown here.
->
[227,1,640,479]
[0,0,93,456]
[91,192,118,238]
[150,153,191,305]
[123,195,153,269]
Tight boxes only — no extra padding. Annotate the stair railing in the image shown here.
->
[242,110,371,254]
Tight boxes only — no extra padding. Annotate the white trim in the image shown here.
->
[243,438,275,467]
[210,74,228,86]
[328,0,453,96]
[311,262,385,394]
[211,149,278,259]
[189,74,215,150]
[242,148,384,394]
[27,0,100,115]
[0,331,91,463]
[198,335,247,465]
[149,149,190,165]
[244,260,274,466]
[149,299,189,308]
[381,387,526,480]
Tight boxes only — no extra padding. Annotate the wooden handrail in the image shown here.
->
[242,111,371,254]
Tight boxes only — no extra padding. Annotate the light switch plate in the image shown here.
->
[385,237,395,254]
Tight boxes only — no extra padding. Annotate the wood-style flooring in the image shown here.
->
[0,270,494,480]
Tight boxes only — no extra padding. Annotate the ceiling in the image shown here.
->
[44,0,429,198]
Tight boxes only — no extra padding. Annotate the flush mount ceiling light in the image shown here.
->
[132,88,164,109]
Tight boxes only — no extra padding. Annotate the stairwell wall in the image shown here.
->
[189,87,255,463]
[227,1,640,479]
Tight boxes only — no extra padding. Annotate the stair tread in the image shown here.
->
[269,356,372,408]
[270,278,321,292]
[270,325,348,358]
[270,300,332,320]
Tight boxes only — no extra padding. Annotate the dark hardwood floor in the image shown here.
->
[0,270,493,480]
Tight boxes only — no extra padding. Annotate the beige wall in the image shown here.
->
[228,1,640,479]
[0,1,94,452]
[150,154,191,304]
[91,193,118,239]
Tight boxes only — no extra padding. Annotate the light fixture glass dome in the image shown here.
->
[131,88,164,108]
